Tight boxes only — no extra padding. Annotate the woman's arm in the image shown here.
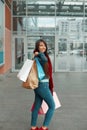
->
[38,52,48,62]
[34,52,48,63]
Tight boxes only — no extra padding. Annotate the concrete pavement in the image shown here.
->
[0,72,87,130]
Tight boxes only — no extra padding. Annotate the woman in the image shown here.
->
[30,39,55,130]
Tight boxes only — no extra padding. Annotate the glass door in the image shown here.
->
[54,1,87,72]
[55,35,69,72]
[12,36,27,71]
[55,17,85,72]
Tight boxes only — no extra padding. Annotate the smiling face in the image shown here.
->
[34,39,48,54]
[38,42,46,53]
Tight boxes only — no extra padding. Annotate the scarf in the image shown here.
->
[46,54,54,94]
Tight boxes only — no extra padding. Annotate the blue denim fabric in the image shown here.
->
[31,82,55,127]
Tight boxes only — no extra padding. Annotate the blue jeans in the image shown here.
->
[31,82,55,127]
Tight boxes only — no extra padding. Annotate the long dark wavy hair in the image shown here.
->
[34,39,50,78]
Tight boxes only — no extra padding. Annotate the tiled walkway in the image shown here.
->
[0,72,87,130]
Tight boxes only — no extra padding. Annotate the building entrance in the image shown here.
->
[54,17,87,72]
[12,0,87,72]
[12,34,87,72]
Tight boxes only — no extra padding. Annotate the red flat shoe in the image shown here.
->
[30,127,39,130]
[39,127,48,130]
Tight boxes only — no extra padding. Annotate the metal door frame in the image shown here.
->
[12,35,27,72]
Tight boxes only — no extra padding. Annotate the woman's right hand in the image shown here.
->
[34,51,39,56]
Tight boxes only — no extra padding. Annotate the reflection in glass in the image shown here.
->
[13,17,26,32]
[15,38,24,69]
[13,0,26,15]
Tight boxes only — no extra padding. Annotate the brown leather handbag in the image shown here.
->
[22,61,38,89]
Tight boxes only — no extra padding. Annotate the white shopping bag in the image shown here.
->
[53,91,61,109]
[39,91,61,114]
[17,59,34,82]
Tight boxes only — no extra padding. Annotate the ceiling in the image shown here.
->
[13,0,87,17]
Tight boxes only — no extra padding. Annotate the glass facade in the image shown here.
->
[12,0,87,72]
